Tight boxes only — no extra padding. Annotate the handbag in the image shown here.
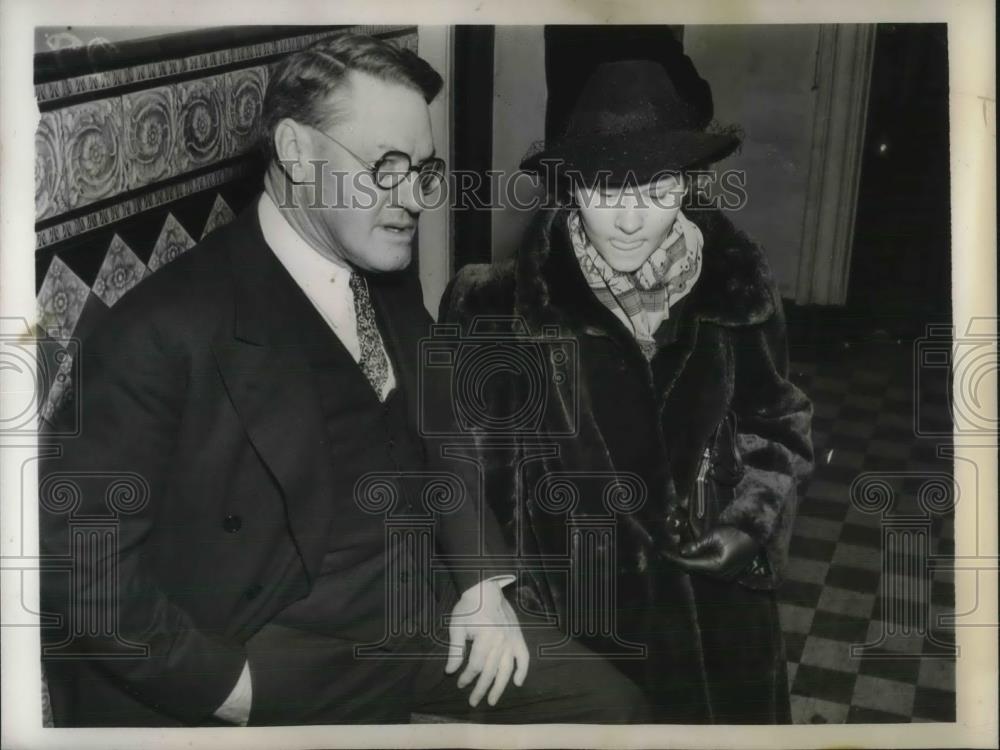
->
[666,411,744,545]
[665,411,772,580]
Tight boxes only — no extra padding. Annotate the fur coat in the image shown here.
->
[438,206,813,722]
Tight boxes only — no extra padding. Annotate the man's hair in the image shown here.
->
[260,31,443,163]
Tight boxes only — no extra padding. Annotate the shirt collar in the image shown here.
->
[257,191,352,295]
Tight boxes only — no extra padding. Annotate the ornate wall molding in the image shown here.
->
[35,27,419,235]
[34,26,413,105]
[36,66,268,223]
[35,159,258,249]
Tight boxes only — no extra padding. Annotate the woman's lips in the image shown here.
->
[609,237,645,251]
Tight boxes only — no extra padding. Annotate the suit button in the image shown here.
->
[244,583,263,600]
[223,515,242,533]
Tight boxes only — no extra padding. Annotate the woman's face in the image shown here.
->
[574,174,685,273]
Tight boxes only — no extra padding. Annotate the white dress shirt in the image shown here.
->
[256,191,396,400]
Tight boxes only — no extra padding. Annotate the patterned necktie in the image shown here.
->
[349,271,390,398]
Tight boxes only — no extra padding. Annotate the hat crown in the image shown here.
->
[562,60,702,140]
[519,57,739,181]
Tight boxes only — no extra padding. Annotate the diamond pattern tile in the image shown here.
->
[147,212,196,272]
[35,195,241,433]
[92,234,147,308]
[201,194,237,239]
[36,256,89,343]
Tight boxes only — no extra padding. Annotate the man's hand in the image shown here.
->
[445,580,530,708]
[213,660,251,726]
[661,525,759,581]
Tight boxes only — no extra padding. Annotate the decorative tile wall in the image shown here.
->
[35,111,66,222]
[36,27,421,729]
[122,85,177,188]
[36,66,267,220]
[59,98,129,211]
[33,26,420,431]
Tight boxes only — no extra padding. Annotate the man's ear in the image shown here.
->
[273,118,307,181]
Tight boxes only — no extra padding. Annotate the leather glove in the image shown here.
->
[660,525,760,581]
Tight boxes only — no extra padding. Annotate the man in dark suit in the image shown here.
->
[40,31,647,727]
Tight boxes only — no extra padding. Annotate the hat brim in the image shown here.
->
[520,129,740,185]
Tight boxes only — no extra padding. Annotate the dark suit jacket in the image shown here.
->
[39,197,502,726]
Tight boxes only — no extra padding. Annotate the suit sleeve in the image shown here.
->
[39,302,246,724]
[718,285,814,588]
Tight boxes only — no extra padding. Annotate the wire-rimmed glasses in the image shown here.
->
[310,126,446,198]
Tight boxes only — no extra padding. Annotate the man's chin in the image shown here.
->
[361,247,412,273]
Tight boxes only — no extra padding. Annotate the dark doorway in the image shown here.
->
[451,26,495,270]
[846,23,951,339]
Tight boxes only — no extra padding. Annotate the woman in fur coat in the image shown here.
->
[439,59,813,723]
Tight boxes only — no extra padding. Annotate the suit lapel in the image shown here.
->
[211,202,334,583]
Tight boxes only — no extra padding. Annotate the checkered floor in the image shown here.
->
[782,339,956,723]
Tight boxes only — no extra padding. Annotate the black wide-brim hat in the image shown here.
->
[521,59,741,186]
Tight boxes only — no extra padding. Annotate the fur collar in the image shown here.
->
[513,207,776,337]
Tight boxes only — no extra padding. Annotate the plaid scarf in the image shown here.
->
[569,209,704,359]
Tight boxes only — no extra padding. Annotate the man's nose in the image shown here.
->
[392,172,424,215]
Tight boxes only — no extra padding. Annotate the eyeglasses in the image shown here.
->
[309,126,447,198]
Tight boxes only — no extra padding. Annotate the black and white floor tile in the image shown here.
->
[783,341,956,724]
